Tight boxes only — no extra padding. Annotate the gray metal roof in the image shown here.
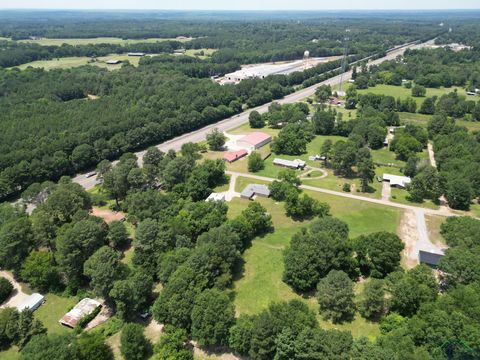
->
[419,250,444,267]
[241,184,270,198]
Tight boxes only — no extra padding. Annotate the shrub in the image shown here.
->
[0,277,13,304]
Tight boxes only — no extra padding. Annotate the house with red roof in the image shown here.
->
[236,132,272,150]
[223,149,248,163]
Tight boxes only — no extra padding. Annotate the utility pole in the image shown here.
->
[338,29,350,97]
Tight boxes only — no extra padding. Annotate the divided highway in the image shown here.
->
[73,40,432,190]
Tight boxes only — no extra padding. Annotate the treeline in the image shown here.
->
[0,63,294,200]
[0,15,443,67]
[0,40,184,68]
[363,47,480,90]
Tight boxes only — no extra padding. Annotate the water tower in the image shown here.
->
[303,50,310,69]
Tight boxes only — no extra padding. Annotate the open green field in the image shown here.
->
[17,37,194,46]
[356,84,467,106]
[13,53,142,71]
[34,293,77,335]
[400,112,480,132]
[230,191,401,339]
[390,187,440,210]
[184,48,217,59]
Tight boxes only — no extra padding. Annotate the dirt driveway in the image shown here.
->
[0,271,30,309]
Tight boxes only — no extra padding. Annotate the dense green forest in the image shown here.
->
[0,13,454,200]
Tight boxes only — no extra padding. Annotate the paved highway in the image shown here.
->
[73,40,431,190]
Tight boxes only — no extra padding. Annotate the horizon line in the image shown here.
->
[1,8,480,11]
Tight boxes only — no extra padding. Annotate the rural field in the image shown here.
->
[229,191,402,339]
[12,53,143,70]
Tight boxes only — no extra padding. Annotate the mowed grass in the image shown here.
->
[13,54,142,71]
[425,215,446,246]
[184,48,217,59]
[400,112,480,132]
[34,293,77,335]
[230,191,401,339]
[356,84,467,106]
[18,37,193,46]
[390,187,440,210]
[0,347,20,360]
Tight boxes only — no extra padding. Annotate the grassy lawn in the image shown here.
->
[18,37,193,46]
[425,215,446,246]
[0,347,20,360]
[400,112,480,132]
[390,187,440,210]
[34,293,77,335]
[356,84,467,106]
[230,192,401,339]
[228,122,280,137]
[184,48,217,59]
[234,176,271,193]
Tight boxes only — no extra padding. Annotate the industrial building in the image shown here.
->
[382,174,411,189]
[273,158,306,170]
[241,184,271,199]
[236,132,272,150]
[221,56,337,84]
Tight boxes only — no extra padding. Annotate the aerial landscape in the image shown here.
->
[0,1,480,359]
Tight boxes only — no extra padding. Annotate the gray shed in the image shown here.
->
[419,250,444,267]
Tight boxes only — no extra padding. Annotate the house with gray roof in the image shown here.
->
[241,184,270,200]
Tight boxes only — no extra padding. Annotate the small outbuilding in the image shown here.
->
[241,184,270,200]
[59,298,102,328]
[106,59,121,65]
[383,173,411,189]
[16,293,45,312]
[236,132,272,150]
[273,158,306,170]
[127,52,145,57]
[223,149,248,163]
[206,192,226,202]
[419,250,445,267]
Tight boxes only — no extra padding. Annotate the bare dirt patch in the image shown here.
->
[398,210,419,269]
[91,207,125,223]
[0,271,30,309]
[192,342,244,360]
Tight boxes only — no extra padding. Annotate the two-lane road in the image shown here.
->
[73,40,431,190]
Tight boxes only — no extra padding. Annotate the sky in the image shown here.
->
[1,0,479,10]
